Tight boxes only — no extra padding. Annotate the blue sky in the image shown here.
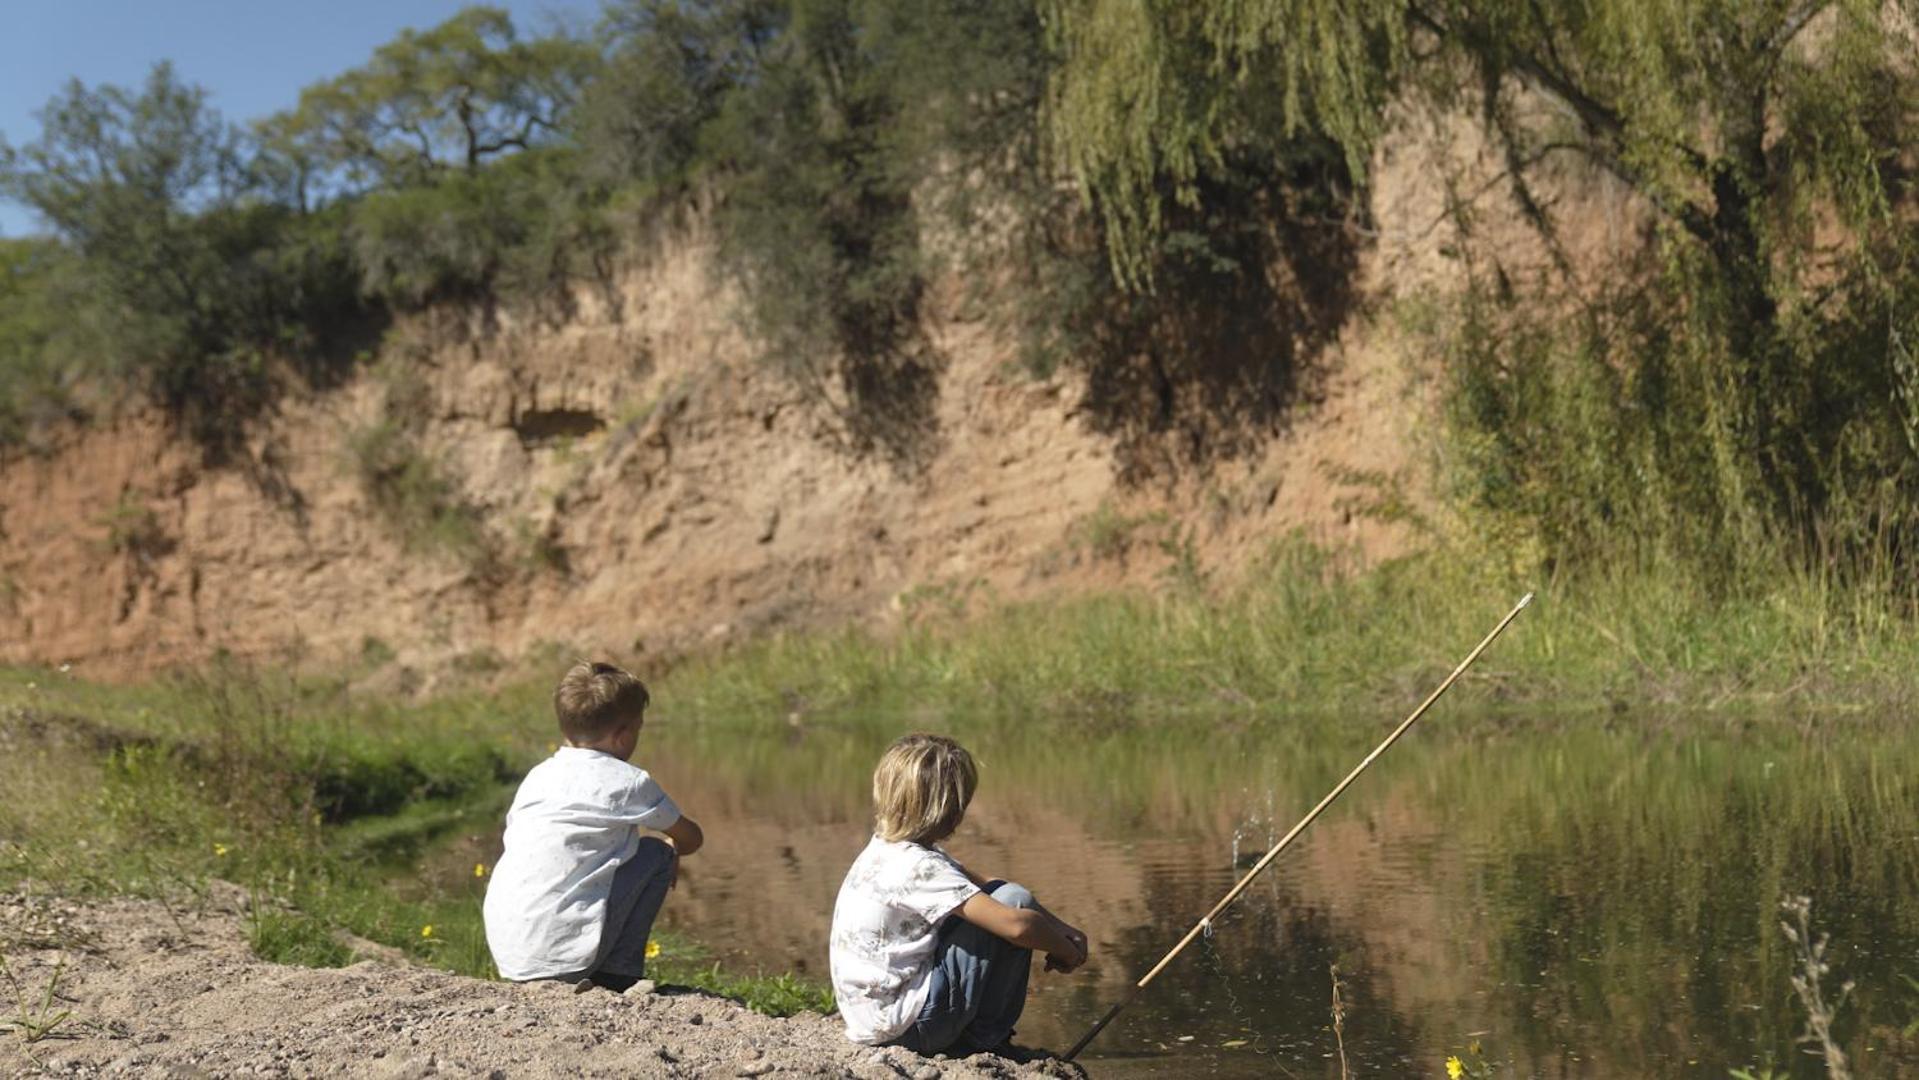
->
[1,0,604,237]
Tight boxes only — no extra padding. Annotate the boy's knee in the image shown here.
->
[988,881,1035,910]
[632,836,676,870]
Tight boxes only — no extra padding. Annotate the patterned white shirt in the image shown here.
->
[829,835,982,1043]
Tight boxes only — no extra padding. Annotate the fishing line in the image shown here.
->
[1063,593,1535,1061]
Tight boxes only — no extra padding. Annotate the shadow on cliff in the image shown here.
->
[1069,167,1364,488]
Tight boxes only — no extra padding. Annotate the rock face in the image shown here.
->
[0,223,1429,682]
[5,113,1612,680]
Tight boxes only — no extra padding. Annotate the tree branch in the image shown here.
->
[1410,4,1715,243]
[1763,0,1834,59]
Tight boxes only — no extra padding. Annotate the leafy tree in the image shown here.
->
[349,145,614,315]
[266,6,598,193]
[1045,0,1919,572]
[0,63,361,454]
[574,0,783,191]
[699,0,936,460]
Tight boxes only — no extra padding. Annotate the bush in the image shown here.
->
[349,148,616,320]
[0,238,81,450]
[344,419,492,567]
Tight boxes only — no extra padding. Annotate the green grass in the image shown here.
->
[655,537,1919,722]
[0,663,835,1018]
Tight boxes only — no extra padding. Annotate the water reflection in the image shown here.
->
[450,710,1919,1077]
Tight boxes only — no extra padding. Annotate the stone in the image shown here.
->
[623,979,658,997]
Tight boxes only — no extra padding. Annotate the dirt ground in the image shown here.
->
[0,892,1085,1079]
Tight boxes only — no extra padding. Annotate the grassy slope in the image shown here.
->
[0,666,831,1015]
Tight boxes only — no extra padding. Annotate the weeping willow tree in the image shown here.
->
[1045,0,1919,581]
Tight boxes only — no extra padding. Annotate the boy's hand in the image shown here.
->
[1044,923,1089,973]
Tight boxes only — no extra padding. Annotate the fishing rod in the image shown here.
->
[1062,592,1535,1062]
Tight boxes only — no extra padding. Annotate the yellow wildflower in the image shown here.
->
[1446,1056,1465,1080]
[474,863,487,878]
[421,925,434,939]
[213,843,229,857]
[645,939,661,959]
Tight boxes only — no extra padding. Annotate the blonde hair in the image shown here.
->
[872,733,977,845]
[553,660,650,741]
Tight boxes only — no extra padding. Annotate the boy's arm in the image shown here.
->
[662,814,703,856]
[956,892,1089,971]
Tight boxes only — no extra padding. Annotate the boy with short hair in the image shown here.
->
[483,661,703,991]
[829,733,1089,1055]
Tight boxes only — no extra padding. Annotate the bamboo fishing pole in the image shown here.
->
[1062,592,1535,1062]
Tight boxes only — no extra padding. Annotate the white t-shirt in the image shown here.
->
[482,747,682,980]
[829,835,982,1044]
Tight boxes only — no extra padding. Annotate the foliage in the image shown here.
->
[263,5,598,195]
[0,64,363,454]
[345,418,492,568]
[1042,0,1919,576]
[658,533,1919,722]
[0,238,78,450]
[575,0,782,192]
[2,0,1916,591]
[699,0,934,457]
[1779,895,1855,1080]
[1042,0,1399,289]
[347,146,614,313]
[0,953,72,1044]
[247,907,355,969]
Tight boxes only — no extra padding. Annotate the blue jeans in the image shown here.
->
[551,836,676,986]
[889,880,1035,1055]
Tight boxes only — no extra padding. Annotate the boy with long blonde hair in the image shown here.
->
[829,733,1088,1055]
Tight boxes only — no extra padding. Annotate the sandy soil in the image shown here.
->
[0,892,1085,1080]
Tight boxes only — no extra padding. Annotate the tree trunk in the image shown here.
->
[1706,90,1813,536]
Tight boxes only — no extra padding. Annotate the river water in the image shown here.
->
[443,708,1919,1077]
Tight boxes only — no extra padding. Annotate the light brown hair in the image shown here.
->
[872,733,978,845]
[554,660,650,741]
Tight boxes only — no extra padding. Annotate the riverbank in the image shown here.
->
[657,542,1919,722]
[0,668,832,1020]
[0,891,1078,1078]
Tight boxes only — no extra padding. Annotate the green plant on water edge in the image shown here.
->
[648,950,835,1017]
[1779,895,1854,1080]
[0,952,72,1045]
[247,904,353,970]
[1732,895,1857,1080]
[655,531,1919,725]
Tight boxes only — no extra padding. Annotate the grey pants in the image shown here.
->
[554,835,676,983]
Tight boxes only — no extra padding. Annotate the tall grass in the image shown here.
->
[658,538,1919,723]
